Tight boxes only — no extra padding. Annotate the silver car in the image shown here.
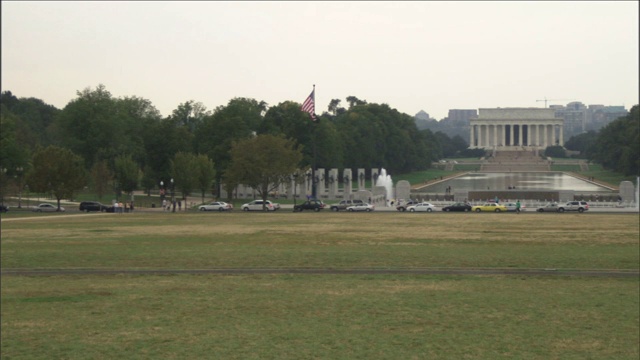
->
[346,203,375,212]
[198,201,233,211]
[406,202,437,212]
[33,203,65,212]
[241,200,280,211]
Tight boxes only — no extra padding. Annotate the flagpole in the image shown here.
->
[312,84,317,199]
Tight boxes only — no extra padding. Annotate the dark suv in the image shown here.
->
[79,201,110,212]
[293,200,326,212]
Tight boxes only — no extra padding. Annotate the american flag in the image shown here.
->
[301,88,316,121]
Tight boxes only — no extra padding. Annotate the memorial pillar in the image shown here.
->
[509,124,514,147]
[518,123,523,146]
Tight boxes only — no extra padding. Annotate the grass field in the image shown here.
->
[2,212,639,359]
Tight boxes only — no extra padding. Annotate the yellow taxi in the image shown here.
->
[471,202,508,212]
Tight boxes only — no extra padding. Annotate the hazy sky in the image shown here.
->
[2,1,638,120]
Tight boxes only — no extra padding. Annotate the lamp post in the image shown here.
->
[16,167,23,208]
[292,173,299,206]
[170,178,175,212]
[160,180,165,202]
[1,168,6,206]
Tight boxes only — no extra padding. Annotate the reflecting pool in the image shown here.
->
[419,172,613,193]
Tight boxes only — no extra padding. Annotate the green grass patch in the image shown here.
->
[2,212,638,359]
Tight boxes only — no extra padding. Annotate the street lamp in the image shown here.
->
[16,167,23,208]
[160,180,165,202]
[291,173,299,206]
[170,178,175,212]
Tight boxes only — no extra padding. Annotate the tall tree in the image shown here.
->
[590,105,639,176]
[194,98,266,196]
[170,152,198,203]
[90,160,112,201]
[113,155,140,199]
[192,154,215,204]
[26,146,86,210]
[225,134,303,210]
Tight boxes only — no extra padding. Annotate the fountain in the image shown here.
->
[375,168,394,204]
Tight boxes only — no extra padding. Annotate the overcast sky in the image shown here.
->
[2,1,638,120]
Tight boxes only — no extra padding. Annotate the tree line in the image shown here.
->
[0,85,469,206]
[1,85,636,208]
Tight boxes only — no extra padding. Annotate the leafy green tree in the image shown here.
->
[194,98,266,196]
[544,146,567,158]
[590,105,639,175]
[171,100,211,133]
[225,134,303,209]
[170,152,198,202]
[192,154,215,204]
[113,155,140,199]
[26,146,87,210]
[0,105,30,172]
[90,160,112,200]
[564,131,598,157]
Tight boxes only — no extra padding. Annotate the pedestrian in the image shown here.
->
[515,200,521,214]
[178,200,182,211]
[130,201,134,212]
[118,201,124,214]
[113,202,119,214]
[162,199,167,211]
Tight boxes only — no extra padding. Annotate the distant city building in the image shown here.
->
[414,110,430,121]
[446,109,477,126]
[550,102,627,138]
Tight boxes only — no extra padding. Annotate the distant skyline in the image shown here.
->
[2,1,638,120]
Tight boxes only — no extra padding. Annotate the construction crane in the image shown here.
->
[536,97,575,108]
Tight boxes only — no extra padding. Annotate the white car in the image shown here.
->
[406,202,437,212]
[503,202,526,212]
[198,201,233,212]
[33,203,65,212]
[241,200,280,211]
[346,203,375,212]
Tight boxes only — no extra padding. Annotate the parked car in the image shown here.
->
[536,203,560,212]
[441,202,472,212]
[503,202,526,212]
[471,202,507,212]
[557,201,589,213]
[396,200,419,212]
[0,205,9,213]
[406,202,437,212]
[330,199,363,212]
[346,203,375,212]
[79,201,110,212]
[33,203,65,212]
[241,200,280,211]
[293,200,325,212]
[199,201,233,211]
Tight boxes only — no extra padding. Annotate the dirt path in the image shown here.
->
[2,268,637,278]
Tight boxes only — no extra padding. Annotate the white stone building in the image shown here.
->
[469,108,564,150]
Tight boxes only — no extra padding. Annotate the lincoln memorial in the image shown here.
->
[469,108,564,150]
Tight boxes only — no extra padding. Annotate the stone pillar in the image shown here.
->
[484,124,490,148]
[328,168,339,199]
[493,124,497,147]
[518,124,524,146]
[509,124,514,147]
[315,168,325,197]
[357,168,366,190]
[470,125,475,147]
[371,168,379,192]
[395,180,411,202]
[559,125,564,146]
[343,168,353,199]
